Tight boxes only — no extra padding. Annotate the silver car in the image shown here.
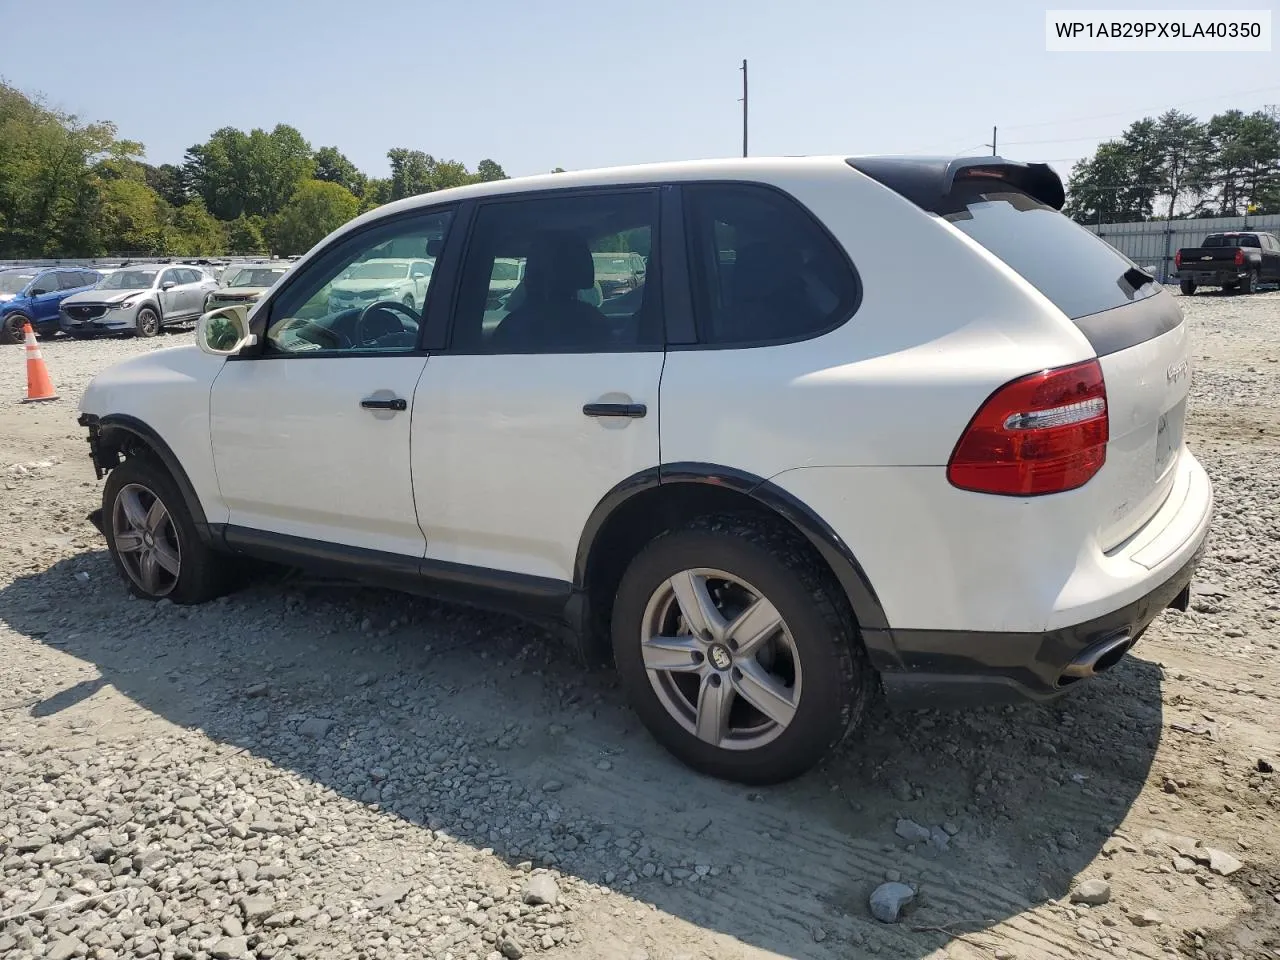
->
[60,264,218,338]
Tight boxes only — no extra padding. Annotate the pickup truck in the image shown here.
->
[1174,231,1280,295]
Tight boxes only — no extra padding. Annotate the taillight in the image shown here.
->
[1234,248,1245,266]
[1174,250,1182,269]
[947,360,1109,496]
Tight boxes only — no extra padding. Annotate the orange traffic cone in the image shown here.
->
[21,322,58,403]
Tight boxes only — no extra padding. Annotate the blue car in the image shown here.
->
[0,266,103,344]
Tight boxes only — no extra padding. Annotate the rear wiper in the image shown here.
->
[1123,266,1155,289]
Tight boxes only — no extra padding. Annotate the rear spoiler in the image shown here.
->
[845,156,1066,213]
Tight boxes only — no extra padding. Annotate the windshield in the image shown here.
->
[592,255,633,273]
[0,272,36,294]
[226,268,287,287]
[100,269,158,290]
[346,262,408,281]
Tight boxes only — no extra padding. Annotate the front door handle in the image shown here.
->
[361,396,407,411]
[583,402,647,419]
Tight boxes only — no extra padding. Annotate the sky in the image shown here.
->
[1,0,1277,184]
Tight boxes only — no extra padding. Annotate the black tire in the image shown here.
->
[102,456,232,605]
[1239,270,1257,294]
[1179,278,1196,296]
[611,513,875,785]
[135,307,161,338]
[0,311,32,345]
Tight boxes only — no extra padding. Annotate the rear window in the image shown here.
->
[939,185,1158,320]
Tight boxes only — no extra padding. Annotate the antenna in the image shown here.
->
[984,126,998,156]
[740,60,749,158]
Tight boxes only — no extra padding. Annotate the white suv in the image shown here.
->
[76,155,1213,784]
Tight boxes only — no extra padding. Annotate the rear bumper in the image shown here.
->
[1179,268,1249,285]
[879,535,1206,708]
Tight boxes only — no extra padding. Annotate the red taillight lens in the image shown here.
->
[1174,250,1182,269]
[947,360,1109,496]
[1234,248,1245,266]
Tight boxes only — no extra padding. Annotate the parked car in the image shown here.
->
[205,263,291,312]
[75,155,1212,784]
[326,258,434,315]
[0,266,102,343]
[591,251,647,300]
[1174,231,1280,294]
[60,264,218,338]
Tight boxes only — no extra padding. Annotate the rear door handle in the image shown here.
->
[583,402,647,419]
[361,396,407,411]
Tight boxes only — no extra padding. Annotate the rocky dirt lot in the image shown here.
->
[1,293,1278,960]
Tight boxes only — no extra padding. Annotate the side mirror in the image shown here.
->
[29,288,48,297]
[196,306,257,357]
[161,281,176,291]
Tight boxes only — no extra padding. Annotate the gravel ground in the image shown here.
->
[2,293,1279,960]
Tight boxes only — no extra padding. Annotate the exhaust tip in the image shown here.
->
[1059,629,1133,685]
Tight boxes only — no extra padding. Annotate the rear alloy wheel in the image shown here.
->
[135,307,161,338]
[1239,270,1258,294]
[1,311,32,345]
[612,515,874,784]
[1179,278,1196,296]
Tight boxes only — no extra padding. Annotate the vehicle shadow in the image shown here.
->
[2,549,1169,959]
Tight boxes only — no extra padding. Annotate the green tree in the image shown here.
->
[314,145,366,196]
[267,179,359,255]
[476,159,507,182]
[144,162,188,207]
[184,124,315,220]
[167,200,226,255]
[227,214,268,253]
[387,148,434,200]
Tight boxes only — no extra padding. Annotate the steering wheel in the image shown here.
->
[353,299,419,347]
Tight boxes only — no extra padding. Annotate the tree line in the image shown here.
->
[1064,107,1280,225]
[0,81,510,259]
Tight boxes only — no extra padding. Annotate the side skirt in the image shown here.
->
[215,524,585,640]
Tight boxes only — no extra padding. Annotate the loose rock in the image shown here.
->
[869,882,915,923]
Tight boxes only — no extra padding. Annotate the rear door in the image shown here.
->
[411,187,665,582]
[930,176,1189,549]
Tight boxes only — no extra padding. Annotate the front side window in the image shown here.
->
[58,271,85,290]
[264,210,453,355]
[160,269,182,288]
[451,189,660,354]
[683,184,858,346]
[32,273,58,294]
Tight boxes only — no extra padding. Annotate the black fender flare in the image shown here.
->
[78,412,216,546]
[574,462,900,671]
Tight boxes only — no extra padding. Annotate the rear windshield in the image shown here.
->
[940,185,1158,320]
[1203,234,1259,248]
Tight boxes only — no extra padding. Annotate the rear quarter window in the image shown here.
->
[939,185,1158,321]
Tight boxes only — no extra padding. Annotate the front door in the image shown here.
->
[157,268,186,319]
[412,188,665,583]
[209,208,456,559]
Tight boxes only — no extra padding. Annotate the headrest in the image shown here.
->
[523,230,595,300]
[733,241,804,301]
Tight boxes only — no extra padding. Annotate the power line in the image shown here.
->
[998,84,1280,133]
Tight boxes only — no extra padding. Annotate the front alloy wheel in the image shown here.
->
[640,568,800,750]
[111,482,182,596]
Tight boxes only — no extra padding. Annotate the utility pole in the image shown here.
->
[984,126,997,156]
[740,59,749,157]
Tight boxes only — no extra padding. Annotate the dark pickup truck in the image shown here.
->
[1174,231,1280,295]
